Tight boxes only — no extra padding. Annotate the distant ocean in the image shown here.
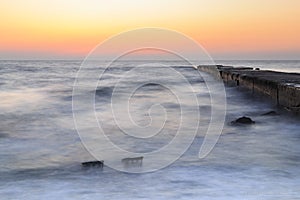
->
[215,60,300,73]
[0,60,299,199]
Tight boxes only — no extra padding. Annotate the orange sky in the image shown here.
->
[0,0,299,59]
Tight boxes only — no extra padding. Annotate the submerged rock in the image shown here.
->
[261,111,278,116]
[232,116,255,125]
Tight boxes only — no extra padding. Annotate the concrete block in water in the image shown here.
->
[122,156,143,168]
[253,78,278,100]
[278,84,300,111]
[82,160,104,168]
[239,75,254,90]
[198,65,300,112]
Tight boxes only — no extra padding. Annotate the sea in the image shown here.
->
[0,60,299,200]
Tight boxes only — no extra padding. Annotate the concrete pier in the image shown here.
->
[198,65,300,112]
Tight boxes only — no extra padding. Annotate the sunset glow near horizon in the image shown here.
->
[1,0,299,60]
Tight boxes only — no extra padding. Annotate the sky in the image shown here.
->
[0,0,299,60]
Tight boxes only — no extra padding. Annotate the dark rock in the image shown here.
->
[232,116,255,124]
[82,160,104,168]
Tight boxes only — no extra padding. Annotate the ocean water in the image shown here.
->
[216,60,300,73]
[0,60,299,200]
